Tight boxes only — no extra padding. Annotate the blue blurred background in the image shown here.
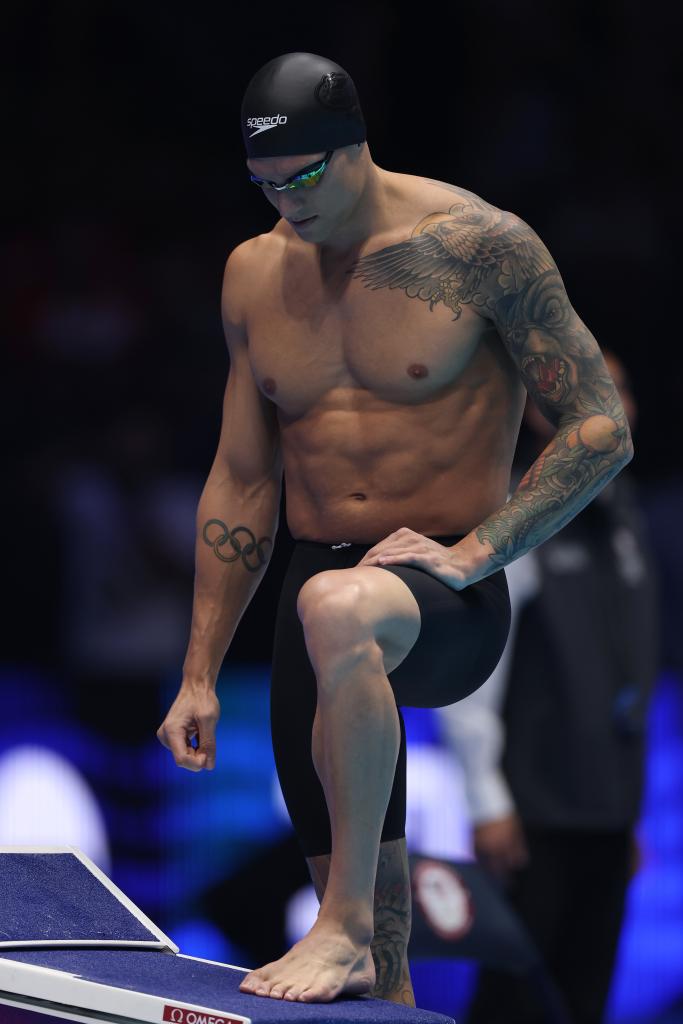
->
[3,1,682,1020]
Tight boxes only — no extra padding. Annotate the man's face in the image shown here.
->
[246,145,361,243]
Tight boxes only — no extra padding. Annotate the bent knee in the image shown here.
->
[297,570,375,632]
[298,568,422,672]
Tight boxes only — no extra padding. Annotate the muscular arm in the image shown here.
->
[157,242,282,772]
[351,194,633,582]
[463,213,633,579]
[182,243,283,685]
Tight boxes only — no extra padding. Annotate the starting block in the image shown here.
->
[0,847,455,1024]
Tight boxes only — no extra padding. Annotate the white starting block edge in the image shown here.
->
[0,954,252,1024]
[0,846,179,954]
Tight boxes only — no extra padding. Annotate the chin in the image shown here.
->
[299,221,328,243]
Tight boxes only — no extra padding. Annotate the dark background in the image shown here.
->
[2,2,682,1019]
[5,0,682,670]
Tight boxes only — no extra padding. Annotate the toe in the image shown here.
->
[299,983,333,1002]
[283,986,303,1001]
[241,977,268,994]
[241,967,275,993]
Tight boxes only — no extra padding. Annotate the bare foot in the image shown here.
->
[238,919,376,1002]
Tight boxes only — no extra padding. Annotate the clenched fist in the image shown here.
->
[157,685,221,772]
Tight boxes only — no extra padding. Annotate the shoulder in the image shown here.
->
[413,187,559,314]
[416,175,499,209]
[222,232,279,285]
[415,175,544,243]
[221,232,284,322]
[382,168,501,227]
[352,174,545,322]
[403,175,557,306]
[407,174,506,227]
[394,172,546,268]
[409,175,550,262]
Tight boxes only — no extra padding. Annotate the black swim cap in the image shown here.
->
[241,52,366,159]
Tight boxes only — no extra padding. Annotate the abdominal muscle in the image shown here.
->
[286,487,498,544]
[281,402,517,544]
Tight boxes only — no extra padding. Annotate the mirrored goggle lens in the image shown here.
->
[295,165,326,188]
[250,159,327,191]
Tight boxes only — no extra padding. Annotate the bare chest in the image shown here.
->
[245,272,491,416]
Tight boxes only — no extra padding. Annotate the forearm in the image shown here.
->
[455,413,633,585]
[183,465,281,687]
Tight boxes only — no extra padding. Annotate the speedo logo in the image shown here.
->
[246,114,288,137]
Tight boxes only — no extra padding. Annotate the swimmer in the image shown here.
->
[156,51,633,1005]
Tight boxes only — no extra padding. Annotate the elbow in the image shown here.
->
[601,413,634,466]
[620,423,635,465]
[578,413,634,465]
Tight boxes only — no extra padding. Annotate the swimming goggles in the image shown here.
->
[249,151,334,191]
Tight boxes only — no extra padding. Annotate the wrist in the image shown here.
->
[181,662,218,691]
[183,635,228,689]
[448,531,498,586]
[182,677,217,690]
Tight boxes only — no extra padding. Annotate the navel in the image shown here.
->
[407,363,429,379]
[262,377,277,395]
[349,493,367,501]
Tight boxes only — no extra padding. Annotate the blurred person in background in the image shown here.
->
[439,351,659,1024]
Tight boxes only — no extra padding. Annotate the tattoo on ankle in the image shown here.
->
[371,842,413,1001]
[202,519,272,572]
[371,957,416,1005]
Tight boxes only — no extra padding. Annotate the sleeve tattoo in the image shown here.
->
[351,193,634,569]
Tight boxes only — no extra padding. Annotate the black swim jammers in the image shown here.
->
[270,534,511,858]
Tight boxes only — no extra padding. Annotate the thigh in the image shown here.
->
[270,545,408,858]
[379,564,512,708]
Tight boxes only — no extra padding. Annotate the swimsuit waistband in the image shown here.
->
[294,533,467,551]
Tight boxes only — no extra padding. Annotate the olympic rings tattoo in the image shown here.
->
[202,519,272,573]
